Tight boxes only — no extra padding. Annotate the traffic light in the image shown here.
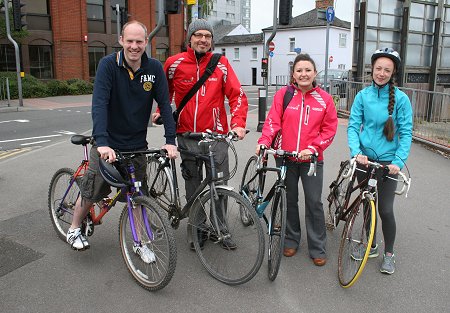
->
[279,0,292,25]
[165,0,181,14]
[12,0,27,31]
[261,58,268,71]
[120,7,128,28]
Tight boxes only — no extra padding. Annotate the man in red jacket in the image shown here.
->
[152,19,248,249]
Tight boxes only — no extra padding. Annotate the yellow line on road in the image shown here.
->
[0,147,32,160]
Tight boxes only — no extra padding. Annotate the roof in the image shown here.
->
[262,8,351,31]
[215,33,264,45]
[213,24,242,42]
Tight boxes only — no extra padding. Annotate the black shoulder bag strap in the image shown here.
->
[173,53,222,120]
[282,85,295,113]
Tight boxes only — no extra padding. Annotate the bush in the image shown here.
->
[0,72,93,99]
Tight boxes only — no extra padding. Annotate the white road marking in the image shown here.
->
[0,119,30,124]
[0,134,62,143]
[21,140,51,146]
[55,130,77,135]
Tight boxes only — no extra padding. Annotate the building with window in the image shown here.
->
[353,0,450,90]
[208,0,251,32]
[0,0,185,80]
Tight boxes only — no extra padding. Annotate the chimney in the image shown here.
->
[316,0,334,10]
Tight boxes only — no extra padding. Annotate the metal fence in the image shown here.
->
[275,76,450,152]
[0,77,11,107]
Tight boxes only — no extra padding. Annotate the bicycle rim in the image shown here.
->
[338,198,375,288]
[48,168,79,241]
[268,188,287,281]
[119,196,177,291]
[146,156,175,208]
[239,155,259,226]
[189,188,264,285]
[327,160,352,231]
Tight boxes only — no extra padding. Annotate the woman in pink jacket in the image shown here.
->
[256,54,338,266]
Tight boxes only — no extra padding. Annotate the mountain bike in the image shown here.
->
[326,157,411,288]
[48,135,176,291]
[146,130,265,285]
[239,147,318,281]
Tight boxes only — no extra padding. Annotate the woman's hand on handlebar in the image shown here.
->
[298,149,313,161]
[162,144,178,159]
[97,146,116,163]
[387,164,400,175]
[355,154,368,166]
[255,144,266,156]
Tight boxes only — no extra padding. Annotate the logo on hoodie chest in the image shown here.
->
[141,74,156,92]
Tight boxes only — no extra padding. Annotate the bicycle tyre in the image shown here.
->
[268,187,287,281]
[146,155,175,208]
[326,160,352,231]
[338,197,376,288]
[189,188,264,285]
[48,168,80,241]
[239,155,259,226]
[118,196,177,291]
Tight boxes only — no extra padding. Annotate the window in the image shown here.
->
[29,46,53,79]
[289,37,295,52]
[339,33,347,48]
[234,48,239,60]
[89,46,106,77]
[87,0,105,33]
[87,0,104,19]
[252,47,257,59]
[156,46,169,63]
[0,45,16,72]
[26,0,51,30]
[221,48,226,56]
[227,13,235,19]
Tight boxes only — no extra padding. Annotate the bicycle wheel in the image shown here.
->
[268,187,287,281]
[146,155,174,208]
[326,160,352,231]
[239,155,259,226]
[118,196,177,291]
[189,188,264,285]
[338,197,376,288]
[48,168,80,241]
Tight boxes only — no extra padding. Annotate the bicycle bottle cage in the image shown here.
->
[99,158,131,188]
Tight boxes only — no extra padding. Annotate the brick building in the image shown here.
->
[0,0,185,81]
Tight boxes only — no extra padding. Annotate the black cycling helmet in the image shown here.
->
[371,48,401,70]
[99,158,130,188]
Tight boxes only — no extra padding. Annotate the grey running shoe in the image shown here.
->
[133,244,156,264]
[221,234,237,250]
[380,253,395,275]
[351,244,379,261]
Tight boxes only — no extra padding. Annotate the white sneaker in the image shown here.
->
[66,228,90,250]
[133,244,156,264]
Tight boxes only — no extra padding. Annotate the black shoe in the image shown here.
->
[190,227,208,251]
[221,235,237,250]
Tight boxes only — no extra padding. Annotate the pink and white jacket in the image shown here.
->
[258,84,338,162]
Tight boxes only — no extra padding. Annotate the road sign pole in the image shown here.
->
[324,21,330,92]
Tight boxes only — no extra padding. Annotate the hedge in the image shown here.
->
[0,72,93,99]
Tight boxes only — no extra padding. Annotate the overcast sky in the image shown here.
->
[250,0,354,33]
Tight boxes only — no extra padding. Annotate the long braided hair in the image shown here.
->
[384,77,396,141]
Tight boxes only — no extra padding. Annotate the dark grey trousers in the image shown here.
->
[283,160,326,259]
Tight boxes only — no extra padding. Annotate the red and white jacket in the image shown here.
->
[258,85,338,162]
[163,47,248,134]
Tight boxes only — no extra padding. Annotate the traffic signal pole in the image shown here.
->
[257,0,278,132]
[3,0,23,106]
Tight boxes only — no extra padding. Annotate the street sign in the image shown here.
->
[329,55,334,63]
[294,47,301,54]
[326,6,335,23]
[269,41,275,51]
[261,71,268,78]
[269,51,274,57]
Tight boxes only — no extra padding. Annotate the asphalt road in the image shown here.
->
[0,89,449,313]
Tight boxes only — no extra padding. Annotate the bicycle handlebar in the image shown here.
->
[347,158,411,198]
[261,147,318,176]
[182,129,248,142]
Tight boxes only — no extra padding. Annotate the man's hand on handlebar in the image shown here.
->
[231,127,247,140]
[162,144,178,159]
[97,146,116,163]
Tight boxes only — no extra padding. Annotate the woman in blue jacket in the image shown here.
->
[347,48,413,275]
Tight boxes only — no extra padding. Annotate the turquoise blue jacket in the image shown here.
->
[347,83,413,169]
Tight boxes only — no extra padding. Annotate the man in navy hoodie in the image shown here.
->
[66,21,177,264]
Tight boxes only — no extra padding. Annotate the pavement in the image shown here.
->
[0,94,94,112]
